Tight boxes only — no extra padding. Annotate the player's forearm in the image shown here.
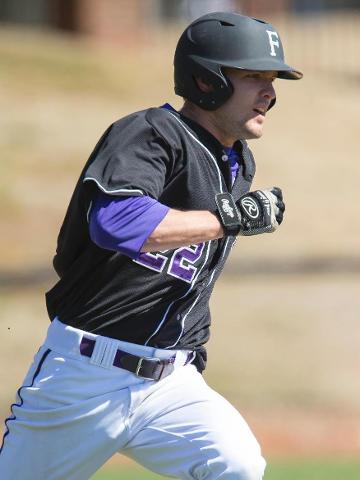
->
[142,209,224,251]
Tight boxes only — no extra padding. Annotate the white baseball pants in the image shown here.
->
[0,319,265,480]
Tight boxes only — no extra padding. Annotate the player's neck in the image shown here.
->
[180,102,235,148]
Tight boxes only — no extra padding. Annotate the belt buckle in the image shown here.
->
[135,356,161,380]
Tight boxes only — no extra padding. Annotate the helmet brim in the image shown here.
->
[219,57,303,80]
[277,69,303,80]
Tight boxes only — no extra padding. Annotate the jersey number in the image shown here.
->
[134,243,205,284]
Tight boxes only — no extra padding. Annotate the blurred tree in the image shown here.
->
[0,0,50,25]
[50,0,78,32]
[292,0,360,12]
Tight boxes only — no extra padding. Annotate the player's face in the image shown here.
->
[213,69,277,144]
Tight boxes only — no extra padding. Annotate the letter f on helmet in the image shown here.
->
[266,30,280,57]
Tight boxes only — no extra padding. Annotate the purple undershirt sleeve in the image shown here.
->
[89,193,170,259]
[223,147,240,185]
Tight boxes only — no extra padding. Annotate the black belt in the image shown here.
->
[80,337,179,381]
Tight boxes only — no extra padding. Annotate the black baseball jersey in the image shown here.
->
[45,106,256,371]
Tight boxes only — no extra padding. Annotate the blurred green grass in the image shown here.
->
[93,458,360,480]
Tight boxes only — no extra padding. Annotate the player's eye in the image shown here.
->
[239,70,277,84]
[245,73,276,82]
[244,73,265,80]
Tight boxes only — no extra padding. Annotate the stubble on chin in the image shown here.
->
[212,114,264,143]
[241,119,265,140]
[247,129,263,140]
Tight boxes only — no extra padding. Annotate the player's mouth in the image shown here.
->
[253,106,267,117]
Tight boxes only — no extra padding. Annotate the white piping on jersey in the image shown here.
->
[167,236,231,349]
[83,177,144,196]
[86,201,93,224]
[167,111,226,192]
[145,111,229,348]
[144,240,212,346]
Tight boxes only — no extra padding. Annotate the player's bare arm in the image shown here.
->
[142,209,224,251]
[143,187,285,251]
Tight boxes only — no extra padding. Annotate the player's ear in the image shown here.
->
[194,77,215,93]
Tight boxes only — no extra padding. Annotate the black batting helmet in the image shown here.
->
[174,12,303,110]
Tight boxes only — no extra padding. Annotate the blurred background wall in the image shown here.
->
[0,0,359,75]
[0,0,359,462]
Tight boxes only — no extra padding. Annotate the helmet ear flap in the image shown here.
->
[181,58,233,110]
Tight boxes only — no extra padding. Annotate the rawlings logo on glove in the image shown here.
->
[240,196,260,219]
[220,198,236,218]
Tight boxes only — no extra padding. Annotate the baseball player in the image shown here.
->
[0,12,302,480]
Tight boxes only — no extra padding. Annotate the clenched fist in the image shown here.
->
[215,187,285,236]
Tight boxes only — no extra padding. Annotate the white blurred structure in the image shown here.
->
[179,0,239,20]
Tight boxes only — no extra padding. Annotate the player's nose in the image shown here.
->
[262,81,276,102]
